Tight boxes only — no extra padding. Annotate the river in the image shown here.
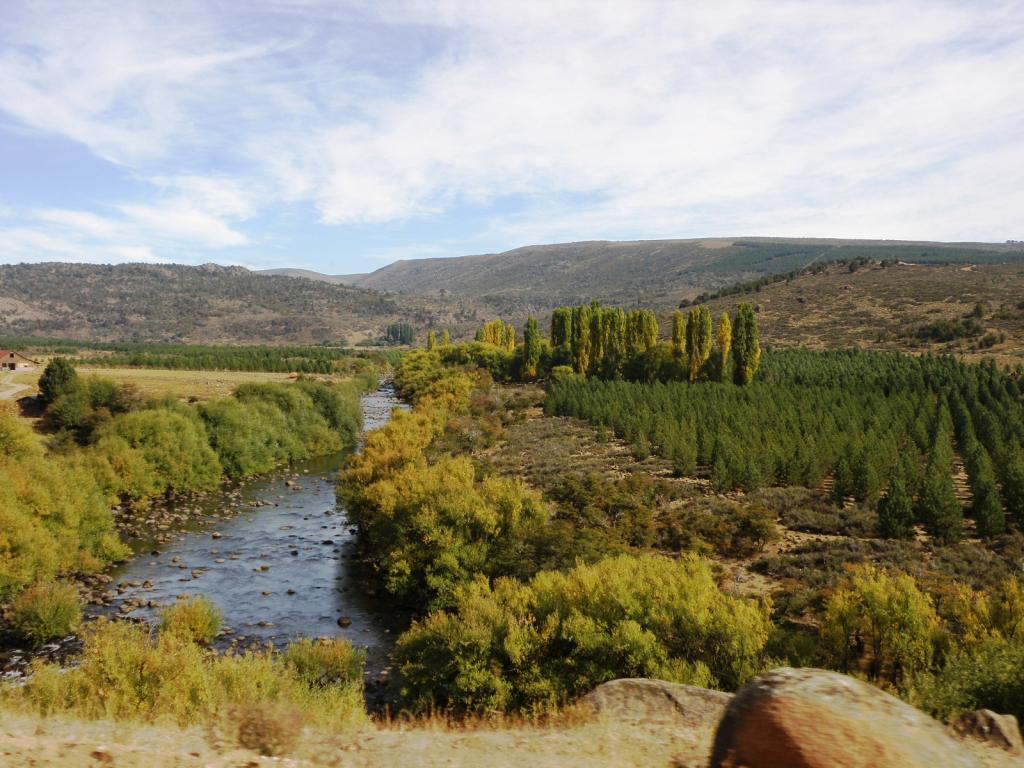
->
[1,384,407,692]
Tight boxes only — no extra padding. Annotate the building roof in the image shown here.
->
[0,350,41,364]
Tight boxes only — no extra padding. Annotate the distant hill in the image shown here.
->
[0,262,478,344]
[697,260,1024,366]
[343,237,1024,313]
[256,268,366,285]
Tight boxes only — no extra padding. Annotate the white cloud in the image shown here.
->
[0,0,1022,267]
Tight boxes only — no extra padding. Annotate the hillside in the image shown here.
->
[345,237,1024,313]
[0,262,478,344]
[698,261,1024,365]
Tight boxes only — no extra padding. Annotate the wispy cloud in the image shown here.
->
[0,1,1021,268]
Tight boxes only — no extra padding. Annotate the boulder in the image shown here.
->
[710,668,983,768]
[582,678,732,727]
[948,709,1023,754]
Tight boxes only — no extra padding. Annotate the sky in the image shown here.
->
[0,1,1022,274]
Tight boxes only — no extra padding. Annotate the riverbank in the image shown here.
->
[1,385,408,702]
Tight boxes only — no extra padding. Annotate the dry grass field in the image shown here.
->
[9,366,296,400]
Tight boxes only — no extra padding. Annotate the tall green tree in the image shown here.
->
[426,331,437,351]
[715,313,732,383]
[878,471,914,539]
[570,305,592,375]
[671,310,686,360]
[521,317,541,381]
[440,330,451,347]
[600,308,627,379]
[685,306,712,382]
[732,304,761,386]
[550,308,573,362]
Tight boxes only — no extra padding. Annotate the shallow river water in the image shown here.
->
[82,385,408,682]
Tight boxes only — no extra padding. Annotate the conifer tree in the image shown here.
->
[685,306,712,382]
[521,317,541,381]
[732,303,761,386]
[968,444,1005,538]
[715,313,732,383]
[878,471,914,538]
[39,357,78,405]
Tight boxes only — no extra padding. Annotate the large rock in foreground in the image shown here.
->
[583,678,733,727]
[710,668,983,768]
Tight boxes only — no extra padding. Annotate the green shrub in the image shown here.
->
[913,638,1024,722]
[395,553,773,713]
[282,637,365,687]
[9,580,81,646]
[159,597,222,645]
[2,620,366,728]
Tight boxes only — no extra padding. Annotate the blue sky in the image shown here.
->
[0,1,1022,274]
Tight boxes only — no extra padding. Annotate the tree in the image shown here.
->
[671,310,686,360]
[570,305,592,375]
[878,471,914,538]
[426,331,437,351]
[685,306,712,382]
[440,330,451,347]
[600,308,627,379]
[39,357,78,404]
[715,313,732,383]
[732,304,761,386]
[385,323,415,345]
[550,308,573,362]
[822,565,938,682]
[521,317,541,381]
[919,456,962,543]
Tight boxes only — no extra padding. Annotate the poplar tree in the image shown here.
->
[426,331,437,351]
[589,304,605,377]
[732,303,761,386]
[671,310,686,360]
[440,330,451,347]
[550,308,573,358]
[715,313,732,383]
[522,317,541,381]
[685,306,712,382]
[570,305,592,375]
[601,308,627,379]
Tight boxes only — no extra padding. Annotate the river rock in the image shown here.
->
[337,616,352,628]
[948,710,1023,754]
[710,667,984,768]
[583,678,732,727]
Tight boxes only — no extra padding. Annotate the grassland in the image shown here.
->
[9,366,297,400]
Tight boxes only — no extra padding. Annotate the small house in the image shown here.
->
[0,350,40,371]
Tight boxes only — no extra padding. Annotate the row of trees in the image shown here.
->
[455,301,761,385]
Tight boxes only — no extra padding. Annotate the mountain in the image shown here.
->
[344,237,1024,313]
[256,268,366,285]
[698,259,1024,365]
[0,262,478,344]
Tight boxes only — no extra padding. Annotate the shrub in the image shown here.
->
[282,637,365,687]
[9,580,81,647]
[3,620,366,728]
[159,597,222,645]
[913,638,1024,722]
[395,554,773,713]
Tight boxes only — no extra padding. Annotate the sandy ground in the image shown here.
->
[0,372,29,400]
[0,711,713,768]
